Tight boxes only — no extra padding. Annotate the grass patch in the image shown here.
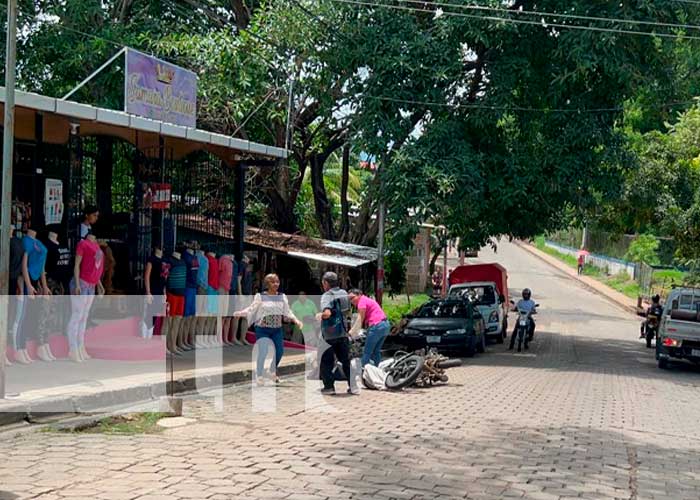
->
[534,237,602,277]
[603,272,641,299]
[384,294,430,324]
[54,412,168,435]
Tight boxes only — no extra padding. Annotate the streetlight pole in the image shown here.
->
[0,0,18,399]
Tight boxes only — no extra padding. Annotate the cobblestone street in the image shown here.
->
[2,242,700,500]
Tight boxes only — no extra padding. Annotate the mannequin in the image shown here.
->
[218,254,234,346]
[66,233,104,362]
[7,224,24,366]
[17,229,50,364]
[164,251,187,354]
[195,246,210,348]
[182,244,199,350]
[206,251,220,346]
[143,247,166,339]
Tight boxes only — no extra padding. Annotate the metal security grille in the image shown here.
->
[170,151,237,255]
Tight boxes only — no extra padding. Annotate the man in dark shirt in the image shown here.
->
[316,271,354,395]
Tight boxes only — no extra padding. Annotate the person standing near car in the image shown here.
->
[348,289,390,367]
[316,271,354,395]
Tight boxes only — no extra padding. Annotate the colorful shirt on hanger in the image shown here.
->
[196,251,209,290]
[166,258,187,296]
[44,239,72,285]
[76,238,104,285]
[218,255,233,292]
[207,254,219,290]
[22,235,48,281]
[183,251,199,289]
[147,254,167,295]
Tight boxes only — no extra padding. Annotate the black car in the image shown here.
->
[393,299,486,356]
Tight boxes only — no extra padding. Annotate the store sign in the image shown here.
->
[44,179,64,225]
[125,48,197,127]
[151,183,172,209]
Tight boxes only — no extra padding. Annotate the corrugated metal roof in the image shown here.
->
[179,215,377,268]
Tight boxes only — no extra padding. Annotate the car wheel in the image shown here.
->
[464,337,476,357]
[496,320,506,344]
[476,334,486,354]
[658,357,669,370]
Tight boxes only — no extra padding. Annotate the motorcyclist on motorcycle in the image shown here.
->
[640,294,664,348]
[509,288,537,350]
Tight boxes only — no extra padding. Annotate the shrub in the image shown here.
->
[625,234,660,265]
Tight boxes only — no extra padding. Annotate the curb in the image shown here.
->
[515,241,639,316]
[0,359,307,427]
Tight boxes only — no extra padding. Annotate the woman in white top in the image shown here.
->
[234,273,302,383]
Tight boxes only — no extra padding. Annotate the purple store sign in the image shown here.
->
[124,48,197,128]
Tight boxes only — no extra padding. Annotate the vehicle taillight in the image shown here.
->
[663,338,681,347]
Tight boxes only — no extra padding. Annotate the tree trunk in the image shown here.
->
[339,144,350,241]
[310,152,335,240]
[429,246,442,275]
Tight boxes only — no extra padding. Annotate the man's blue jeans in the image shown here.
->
[362,320,390,367]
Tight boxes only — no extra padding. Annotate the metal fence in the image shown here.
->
[547,227,677,265]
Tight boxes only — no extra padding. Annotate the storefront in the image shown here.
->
[1,87,287,293]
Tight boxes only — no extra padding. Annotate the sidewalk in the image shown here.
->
[0,342,307,426]
[516,240,639,315]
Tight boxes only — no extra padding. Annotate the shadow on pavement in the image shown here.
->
[475,330,700,380]
[318,424,697,499]
[0,492,19,500]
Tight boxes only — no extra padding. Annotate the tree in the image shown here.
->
[325,0,700,254]
[625,234,661,265]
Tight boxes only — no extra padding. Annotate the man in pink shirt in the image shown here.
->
[348,289,390,367]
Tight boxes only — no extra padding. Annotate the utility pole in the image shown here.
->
[376,154,385,306]
[0,0,18,400]
[376,199,385,306]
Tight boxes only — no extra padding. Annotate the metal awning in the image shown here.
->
[179,215,378,268]
[0,87,288,160]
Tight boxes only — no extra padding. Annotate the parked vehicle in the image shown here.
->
[395,298,486,356]
[448,263,509,343]
[656,287,700,369]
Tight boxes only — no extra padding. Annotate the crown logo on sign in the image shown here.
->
[156,64,174,84]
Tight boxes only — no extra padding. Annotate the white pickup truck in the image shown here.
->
[656,287,700,369]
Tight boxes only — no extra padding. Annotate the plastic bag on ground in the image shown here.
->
[362,364,388,390]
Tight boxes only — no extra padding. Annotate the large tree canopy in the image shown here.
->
[4,0,700,255]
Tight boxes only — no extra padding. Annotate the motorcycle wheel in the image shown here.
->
[385,355,424,390]
[436,358,462,369]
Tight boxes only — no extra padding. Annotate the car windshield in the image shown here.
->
[449,285,496,305]
[417,302,469,318]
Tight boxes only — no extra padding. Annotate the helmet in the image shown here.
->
[652,294,661,304]
[522,288,532,300]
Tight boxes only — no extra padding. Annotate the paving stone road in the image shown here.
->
[2,242,700,500]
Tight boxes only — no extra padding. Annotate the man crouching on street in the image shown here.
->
[316,271,356,395]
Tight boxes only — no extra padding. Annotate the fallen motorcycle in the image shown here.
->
[414,348,462,387]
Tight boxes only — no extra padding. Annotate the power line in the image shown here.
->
[398,0,700,32]
[329,0,700,41]
[359,94,699,114]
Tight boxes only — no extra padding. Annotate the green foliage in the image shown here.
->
[625,234,660,265]
[383,294,430,325]
[384,248,408,297]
